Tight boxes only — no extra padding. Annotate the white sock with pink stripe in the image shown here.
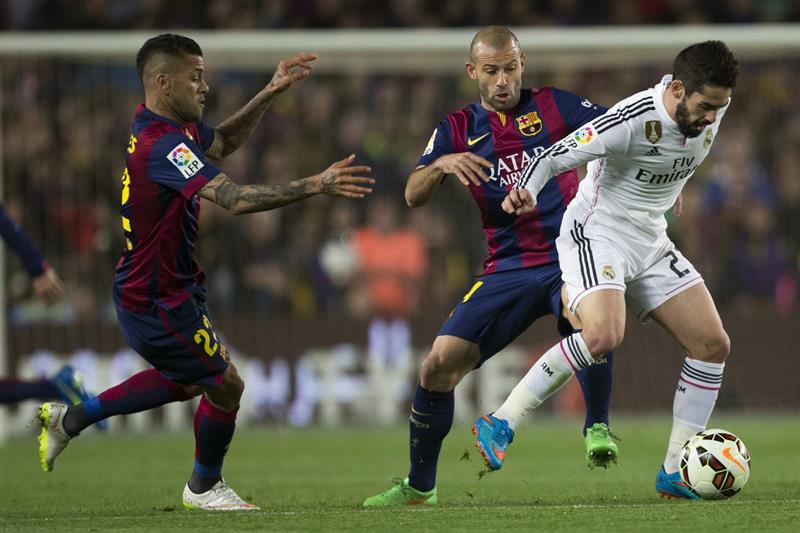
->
[493,333,594,430]
[663,357,725,473]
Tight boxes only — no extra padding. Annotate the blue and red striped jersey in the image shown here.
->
[418,87,605,274]
[113,104,220,313]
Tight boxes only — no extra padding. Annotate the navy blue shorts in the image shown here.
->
[439,264,567,366]
[115,295,230,387]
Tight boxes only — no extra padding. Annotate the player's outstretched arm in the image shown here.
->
[405,153,492,207]
[199,154,373,214]
[0,202,65,304]
[207,53,318,160]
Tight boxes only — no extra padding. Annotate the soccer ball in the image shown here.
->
[679,429,751,500]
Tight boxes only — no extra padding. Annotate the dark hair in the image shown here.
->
[136,33,203,82]
[673,40,739,95]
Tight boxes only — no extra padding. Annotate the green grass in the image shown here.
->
[1,416,798,531]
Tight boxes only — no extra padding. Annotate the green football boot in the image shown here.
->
[585,422,620,469]
[362,478,437,507]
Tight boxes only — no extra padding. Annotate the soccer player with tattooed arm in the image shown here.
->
[487,40,739,500]
[33,33,373,511]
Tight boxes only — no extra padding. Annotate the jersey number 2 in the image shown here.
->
[665,251,690,278]
[194,315,219,357]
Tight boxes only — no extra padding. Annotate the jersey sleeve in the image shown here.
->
[195,120,216,152]
[0,203,47,277]
[416,118,455,167]
[515,107,631,197]
[550,87,608,131]
[147,133,221,199]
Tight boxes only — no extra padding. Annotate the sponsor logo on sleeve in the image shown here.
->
[168,142,205,179]
[573,126,594,145]
[581,98,593,108]
[422,129,437,156]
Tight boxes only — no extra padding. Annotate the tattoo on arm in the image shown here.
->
[319,170,337,195]
[214,91,276,158]
[199,174,316,214]
[204,132,225,161]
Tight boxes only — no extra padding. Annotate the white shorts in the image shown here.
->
[556,216,704,323]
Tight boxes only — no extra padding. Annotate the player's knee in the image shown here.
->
[420,348,473,391]
[696,330,730,363]
[419,351,453,389]
[206,364,244,410]
[581,327,624,358]
[222,364,245,401]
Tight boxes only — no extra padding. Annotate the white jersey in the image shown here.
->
[517,75,730,245]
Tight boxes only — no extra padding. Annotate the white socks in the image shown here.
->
[494,333,594,429]
[663,357,725,473]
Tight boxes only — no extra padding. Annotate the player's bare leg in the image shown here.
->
[419,335,480,392]
[649,283,729,499]
[572,289,627,358]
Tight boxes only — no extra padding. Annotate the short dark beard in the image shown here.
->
[675,98,706,138]
[489,96,517,111]
[480,87,518,112]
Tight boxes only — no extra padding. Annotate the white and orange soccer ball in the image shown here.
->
[680,429,751,500]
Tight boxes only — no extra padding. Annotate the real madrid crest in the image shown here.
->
[602,265,616,280]
[645,120,662,144]
[703,128,713,148]
[516,111,543,137]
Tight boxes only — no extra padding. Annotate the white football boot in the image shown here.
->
[34,402,72,472]
[182,480,260,511]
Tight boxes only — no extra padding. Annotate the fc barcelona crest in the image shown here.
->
[516,111,543,137]
[645,120,662,144]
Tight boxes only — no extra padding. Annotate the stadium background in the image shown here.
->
[0,1,798,436]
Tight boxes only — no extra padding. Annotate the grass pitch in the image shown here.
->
[1,415,798,531]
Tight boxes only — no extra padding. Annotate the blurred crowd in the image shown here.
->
[2,0,800,29]
[0,8,798,326]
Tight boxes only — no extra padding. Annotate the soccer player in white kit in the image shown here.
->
[479,41,740,499]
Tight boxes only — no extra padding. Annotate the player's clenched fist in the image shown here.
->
[433,152,493,187]
[267,52,318,93]
[501,188,536,215]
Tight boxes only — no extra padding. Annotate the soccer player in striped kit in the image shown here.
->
[33,34,373,511]
[0,202,102,419]
[498,40,739,499]
[364,26,618,507]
